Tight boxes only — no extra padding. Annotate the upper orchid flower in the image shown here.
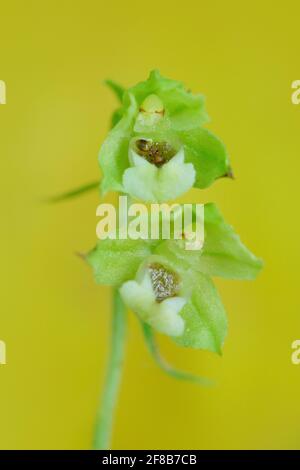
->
[99,70,231,201]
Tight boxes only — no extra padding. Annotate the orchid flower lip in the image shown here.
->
[119,257,187,337]
[123,137,195,203]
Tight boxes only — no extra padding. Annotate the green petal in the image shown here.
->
[174,272,227,354]
[99,93,138,195]
[155,203,263,280]
[178,127,231,189]
[199,203,263,279]
[86,238,152,286]
[126,69,208,131]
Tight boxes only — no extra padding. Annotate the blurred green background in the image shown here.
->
[1,0,300,449]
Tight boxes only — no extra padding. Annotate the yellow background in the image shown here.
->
[1,0,300,449]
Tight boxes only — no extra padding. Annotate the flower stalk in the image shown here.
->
[93,289,127,450]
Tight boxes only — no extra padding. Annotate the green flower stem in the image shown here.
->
[93,289,127,450]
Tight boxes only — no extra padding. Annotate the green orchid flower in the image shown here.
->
[87,203,263,354]
[100,71,231,201]
[52,70,263,450]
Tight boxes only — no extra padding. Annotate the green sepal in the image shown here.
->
[174,272,228,354]
[86,238,152,286]
[179,128,230,189]
[155,203,263,280]
[199,203,263,279]
[99,93,138,195]
[125,69,209,131]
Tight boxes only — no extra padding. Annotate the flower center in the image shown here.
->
[135,139,177,167]
[149,263,180,302]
